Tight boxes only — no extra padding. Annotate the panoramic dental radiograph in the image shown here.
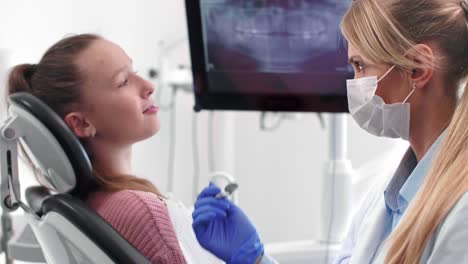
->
[199,0,351,95]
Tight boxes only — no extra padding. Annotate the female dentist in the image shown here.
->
[192,0,468,263]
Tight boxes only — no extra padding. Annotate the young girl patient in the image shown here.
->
[7,34,225,264]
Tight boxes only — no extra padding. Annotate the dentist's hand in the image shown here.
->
[192,183,264,264]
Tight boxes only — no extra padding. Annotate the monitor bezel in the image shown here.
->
[185,0,351,113]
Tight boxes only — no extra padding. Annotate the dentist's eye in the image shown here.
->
[353,61,364,73]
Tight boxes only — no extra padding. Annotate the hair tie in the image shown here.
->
[25,64,38,79]
[29,64,38,74]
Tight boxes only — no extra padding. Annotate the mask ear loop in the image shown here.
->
[403,83,417,103]
[377,65,397,83]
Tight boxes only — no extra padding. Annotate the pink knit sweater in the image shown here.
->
[86,190,187,264]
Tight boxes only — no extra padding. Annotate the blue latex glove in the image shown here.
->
[192,183,264,264]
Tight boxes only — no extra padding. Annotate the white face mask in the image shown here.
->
[346,65,416,140]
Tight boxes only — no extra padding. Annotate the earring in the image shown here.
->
[90,129,96,138]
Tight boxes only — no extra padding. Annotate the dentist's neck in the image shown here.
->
[409,88,456,161]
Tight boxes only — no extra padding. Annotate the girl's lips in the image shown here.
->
[143,105,159,114]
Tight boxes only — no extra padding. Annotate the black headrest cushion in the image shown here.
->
[9,92,95,197]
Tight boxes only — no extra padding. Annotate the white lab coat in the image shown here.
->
[347,186,468,264]
[336,131,468,264]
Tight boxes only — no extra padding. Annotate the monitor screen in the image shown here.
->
[186,0,353,112]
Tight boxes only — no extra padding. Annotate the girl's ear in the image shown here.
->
[64,112,96,138]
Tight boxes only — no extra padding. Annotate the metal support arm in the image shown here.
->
[0,114,22,264]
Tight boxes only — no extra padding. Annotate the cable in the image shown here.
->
[208,111,215,172]
[159,37,188,54]
[324,155,337,264]
[259,112,286,131]
[167,88,178,193]
[192,112,201,201]
[317,113,326,130]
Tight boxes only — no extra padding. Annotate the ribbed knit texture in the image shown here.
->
[86,190,187,264]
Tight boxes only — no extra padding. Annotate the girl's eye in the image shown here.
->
[118,78,129,88]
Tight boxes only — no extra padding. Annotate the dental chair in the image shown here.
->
[0,92,151,264]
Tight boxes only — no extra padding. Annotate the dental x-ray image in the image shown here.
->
[201,0,351,94]
[186,0,352,112]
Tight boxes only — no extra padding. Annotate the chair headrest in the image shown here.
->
[8,92,94,196]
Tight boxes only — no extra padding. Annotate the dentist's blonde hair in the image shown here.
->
[341,0,468,263]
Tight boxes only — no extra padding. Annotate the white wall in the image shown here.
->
[0,0,407,244]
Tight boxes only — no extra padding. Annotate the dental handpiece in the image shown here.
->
[215,182,239,198]
[210,171,238,199]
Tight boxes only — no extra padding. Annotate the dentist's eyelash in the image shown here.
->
[354,61,364,72]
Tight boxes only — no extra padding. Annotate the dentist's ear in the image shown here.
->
[407,44,435,91]
[64,112,96,138]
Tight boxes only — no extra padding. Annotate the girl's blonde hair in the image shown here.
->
[341,0,468,263]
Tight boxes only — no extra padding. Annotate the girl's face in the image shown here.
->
[348,44,412,104]
[76,38,160,145]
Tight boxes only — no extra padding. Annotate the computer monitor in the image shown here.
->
[185,0,353,112]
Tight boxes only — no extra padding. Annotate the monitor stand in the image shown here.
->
[317,113,356,243]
